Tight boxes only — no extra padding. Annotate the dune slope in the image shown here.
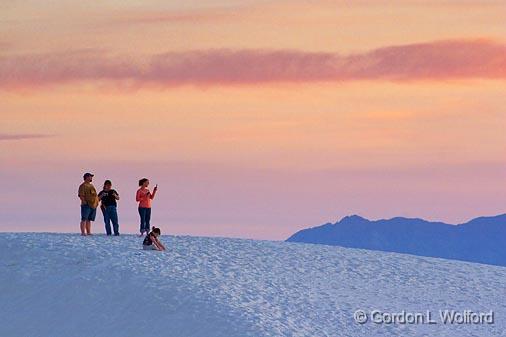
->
[0,233,505,337]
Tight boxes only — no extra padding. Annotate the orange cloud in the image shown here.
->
[1,39,505,90]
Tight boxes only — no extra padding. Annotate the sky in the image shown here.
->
[1,0,505,239]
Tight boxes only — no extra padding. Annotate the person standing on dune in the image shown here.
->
[98,180,120,236]
[136,178,158,236]
[78,173,99,236]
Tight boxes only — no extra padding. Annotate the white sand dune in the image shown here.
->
[0,233,505,337]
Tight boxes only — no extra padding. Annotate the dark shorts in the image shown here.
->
[81,204,97,221]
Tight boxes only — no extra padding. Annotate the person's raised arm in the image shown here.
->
[150,185,158,200]
[113,191,120,200]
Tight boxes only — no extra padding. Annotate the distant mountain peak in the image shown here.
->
[339,215,368,223]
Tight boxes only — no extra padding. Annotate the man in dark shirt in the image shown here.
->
[98,180,120,236]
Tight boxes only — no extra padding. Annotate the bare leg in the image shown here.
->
[80,221,87,236]
[86,220,92,235]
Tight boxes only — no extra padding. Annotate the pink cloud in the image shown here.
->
[0,39,505,89]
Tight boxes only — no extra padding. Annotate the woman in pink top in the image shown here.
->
[136,178,158,236]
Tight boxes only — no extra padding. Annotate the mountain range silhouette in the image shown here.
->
[286,214,506,266]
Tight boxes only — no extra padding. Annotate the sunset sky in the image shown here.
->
[1,0,505,239]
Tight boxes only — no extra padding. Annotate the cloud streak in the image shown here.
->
[1,39,505,89]
[0,134,52,141]
[111,7,238,25]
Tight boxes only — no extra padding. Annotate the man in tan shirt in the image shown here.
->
[78,172,99,236]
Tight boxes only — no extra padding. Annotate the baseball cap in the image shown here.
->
[83,172,94,179]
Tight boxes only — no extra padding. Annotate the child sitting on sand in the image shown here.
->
[142,227,166,251]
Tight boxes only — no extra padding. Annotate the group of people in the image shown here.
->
[77,172,165,251]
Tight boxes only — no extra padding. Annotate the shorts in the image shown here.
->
[81,204,97,221]
[143,244,157,250]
